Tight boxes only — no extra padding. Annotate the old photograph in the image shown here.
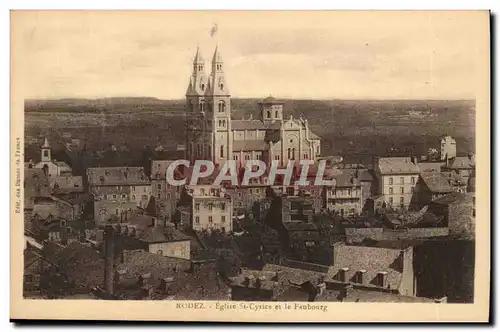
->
[11,10,490,322]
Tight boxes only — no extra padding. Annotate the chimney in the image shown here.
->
[103,225,116,295]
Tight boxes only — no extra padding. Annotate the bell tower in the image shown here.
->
[41,137,51,162]
[205,46,232,165]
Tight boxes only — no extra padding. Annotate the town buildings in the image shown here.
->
[374,157,420,211]
[324,169,363,216]
[86,167,152,224]
[178,185,233,233]
[184,47,321,166]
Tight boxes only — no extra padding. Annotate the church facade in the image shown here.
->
[185,47,321,167]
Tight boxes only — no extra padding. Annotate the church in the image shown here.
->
[185,47,322,167]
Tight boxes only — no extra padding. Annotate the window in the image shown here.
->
[389,187,393,194]
[116,209,119,215]
[400,197,404,204]
[157,250,163,256]
[389,177,393,185]
[267,110,271,118]
[303,154,309,159]
[221,216,226,223]
[292,148,296,160]
[43,150,49,157]
[238,202,243,207]
[200,188,206,195]
[400,177,404,184]
[208,204,213,211]
[256,154,262,160]
[287,148,291,159]
[132,186,136,192]
[245,154,250,160]
[195,203,200,211]
[275,111,279,118]
[274,155,280,160]
[195,216,200,224]
[411,177,416,185]
[113,194,117,200]
[233,155,238,160]
[132,195,136,200]
[208,216,213,223]
[389,197,393,205]
[121,194,127,199]
[157,184,162,189]
[249,189,253,194]
[347,189,352,196]
[218,101,226,113]
[238,192,242,198]
[411,187,414,193]
[220,145,224,158]
[400,187,404,194]
[256,188,260,194]
[221,203,226,211]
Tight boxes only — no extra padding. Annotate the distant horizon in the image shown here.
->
[25,96,476,102]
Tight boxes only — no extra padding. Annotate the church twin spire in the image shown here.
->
[186,46,229,97]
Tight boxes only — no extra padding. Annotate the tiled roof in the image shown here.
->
[420,172,453,193]
[260,96,284,104]
[376,157,420,175]
[50,176,83,193]
[344,289,435,303]
[333,169,361,187]
[87,167,150,186]
[418,162,445,173]
[231,120,281,131]
[54,160,72,172]
[263,263,325,285]
[446,156,475,169]
[431,192,474,206]
[139,226,191,243]
[283,221,318,232]
[327,244,404,290]
[359,169,375,182]
[232,140,268,152]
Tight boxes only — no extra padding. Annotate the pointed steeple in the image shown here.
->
[186,47,207,96]
[207,45,229,96]
[41,137,50,149]
[193,46,204,65]
[212,45,223,64]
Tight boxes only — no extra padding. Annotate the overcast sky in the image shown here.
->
[12,11,487,100]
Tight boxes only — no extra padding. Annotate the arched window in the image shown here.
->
[292,148,296,160]
[220,83,224,90]
[220,145,224,158]
[287,148,291,159]
[199,101,205,112]
[201,83,205,90]
[43,150,49,157]
[275,111,279,118]
[267,111,271,118]
[218,101,225,113]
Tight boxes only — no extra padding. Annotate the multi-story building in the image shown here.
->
[184,47,321,167]
[179,185,233,233]
[441,154,475,187]
[144,149,185,221]
[86,167,152,224]
[325,169,363,217]
[374,157,420,211]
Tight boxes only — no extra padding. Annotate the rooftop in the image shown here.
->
[87,166,149,186]
[420,172,454,193]
[327,244,405,290]
[431,192,474,206]
[232,140,268,152]
[376,157,420,175]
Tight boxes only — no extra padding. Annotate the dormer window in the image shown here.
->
[377,271,388,288]
[338,267,349,282]
[356,269,366,284]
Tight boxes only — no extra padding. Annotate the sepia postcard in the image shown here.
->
[10,10,490,322]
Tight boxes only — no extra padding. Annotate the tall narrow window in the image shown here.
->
[267,111,271,118]
[218,101,225,113]
[220,145,224,158]
[275,111,278,118]
[292,148,296,160]
[287,148,291,159]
